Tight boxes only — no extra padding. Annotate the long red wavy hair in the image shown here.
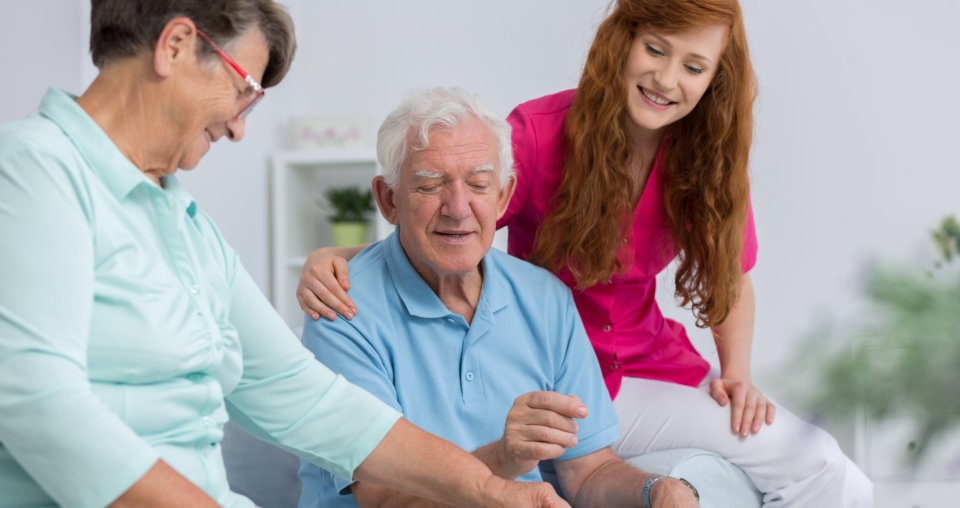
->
[528,0,757,328]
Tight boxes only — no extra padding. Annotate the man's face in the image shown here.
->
[375,117,515,286]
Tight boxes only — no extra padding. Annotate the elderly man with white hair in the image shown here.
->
[297,87,701,507]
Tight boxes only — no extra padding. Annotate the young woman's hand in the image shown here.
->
[708,377,776,438]
[297,246,362,320]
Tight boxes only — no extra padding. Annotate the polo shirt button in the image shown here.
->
[464,371,474,382]
[611,363,619,370]
[603,324,611,332]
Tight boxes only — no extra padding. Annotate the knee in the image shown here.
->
[799,429,873,501]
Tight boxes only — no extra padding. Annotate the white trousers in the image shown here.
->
[611,373,874,507]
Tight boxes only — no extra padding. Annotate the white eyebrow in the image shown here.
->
[414,165,495,179]
[415,170,444,179]
[471,164,496,175]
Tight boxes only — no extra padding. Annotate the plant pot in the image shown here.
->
[330,221,368,247]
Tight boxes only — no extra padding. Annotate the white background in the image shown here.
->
[4,1,960,453]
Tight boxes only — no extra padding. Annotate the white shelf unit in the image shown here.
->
[270,148,383,328]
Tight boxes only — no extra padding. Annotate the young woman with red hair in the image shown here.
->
[298,0,872,505]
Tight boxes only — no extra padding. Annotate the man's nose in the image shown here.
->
[440,182,470,220]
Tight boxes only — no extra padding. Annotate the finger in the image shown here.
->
[296,289,320,320]
[508,403,580,434]
[750,396,767,434]
[739,393,757,438]
[709,379,729,406]
[298,286,336,321]
[729,384,747,435]
[523,391,588,419]
[766,400,776,425]
[332,256,352,291]
[303,271,355,319]
[505,426,576,456]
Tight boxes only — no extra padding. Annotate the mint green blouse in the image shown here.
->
[0,87,401,508]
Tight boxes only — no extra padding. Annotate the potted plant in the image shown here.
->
[790,214,960,466]
[322,186,375,247]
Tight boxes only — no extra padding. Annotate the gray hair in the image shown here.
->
[377,87,515,189]
[89,0,296,88]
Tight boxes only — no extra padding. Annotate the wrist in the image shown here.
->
[477,474,509,508]
[643,476,700,507]
[641,475,664,507]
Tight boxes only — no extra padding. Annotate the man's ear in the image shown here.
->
[372,175,399,225]
[496,173,517,219]
[153,17,197,78]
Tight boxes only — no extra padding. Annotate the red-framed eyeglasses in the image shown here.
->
[196,29,265,119]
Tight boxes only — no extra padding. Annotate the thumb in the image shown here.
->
[709,379,729,406]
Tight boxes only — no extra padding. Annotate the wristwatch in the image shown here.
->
[641,475,700,506]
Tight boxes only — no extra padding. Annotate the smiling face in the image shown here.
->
[623,23,727,140]
[175,25,269,171]
[374,116,516,289]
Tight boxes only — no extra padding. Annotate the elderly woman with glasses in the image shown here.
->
[0,2,568,507]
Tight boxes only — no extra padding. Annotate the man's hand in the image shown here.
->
[493,391,587,478]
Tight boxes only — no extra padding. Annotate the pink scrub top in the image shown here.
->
[497,89,758,399]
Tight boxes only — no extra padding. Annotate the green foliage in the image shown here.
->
[933,215,960,264]
[322,186,374,223]
[802,215,960,463]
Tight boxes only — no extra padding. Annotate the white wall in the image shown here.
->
[4,1,959,419]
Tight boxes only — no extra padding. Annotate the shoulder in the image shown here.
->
[333,240,398,326]
[0,115,85,171]
[486,248,572,303]
[512,89,577,118]
[506,90,575,181]
[346,240,392,291]
[0,115,95,220]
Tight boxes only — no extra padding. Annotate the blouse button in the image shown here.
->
[603,325,611,332]
[464,371,475,382]
[189,284,199,294]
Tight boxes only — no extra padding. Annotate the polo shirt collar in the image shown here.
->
[383,231,509,320]
[38,86,156,201]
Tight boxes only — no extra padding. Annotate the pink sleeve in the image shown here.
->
[741,199,758,273]
[497,105,535,230]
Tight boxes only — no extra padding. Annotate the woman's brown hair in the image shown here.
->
[528,0,757,328]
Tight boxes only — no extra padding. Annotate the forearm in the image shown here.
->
[329,243,368,261]
[568,459,649,507]
[108,460,218,508]
[711,272,755,379]
[352,482,451,508]
[353,418,507,507]
[352,437,522,505]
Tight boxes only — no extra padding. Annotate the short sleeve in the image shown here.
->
[497,104,537,229]
[298,312,404,496]
[551,284,620,461]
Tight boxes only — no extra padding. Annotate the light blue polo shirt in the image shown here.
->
[298,231,620,507]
